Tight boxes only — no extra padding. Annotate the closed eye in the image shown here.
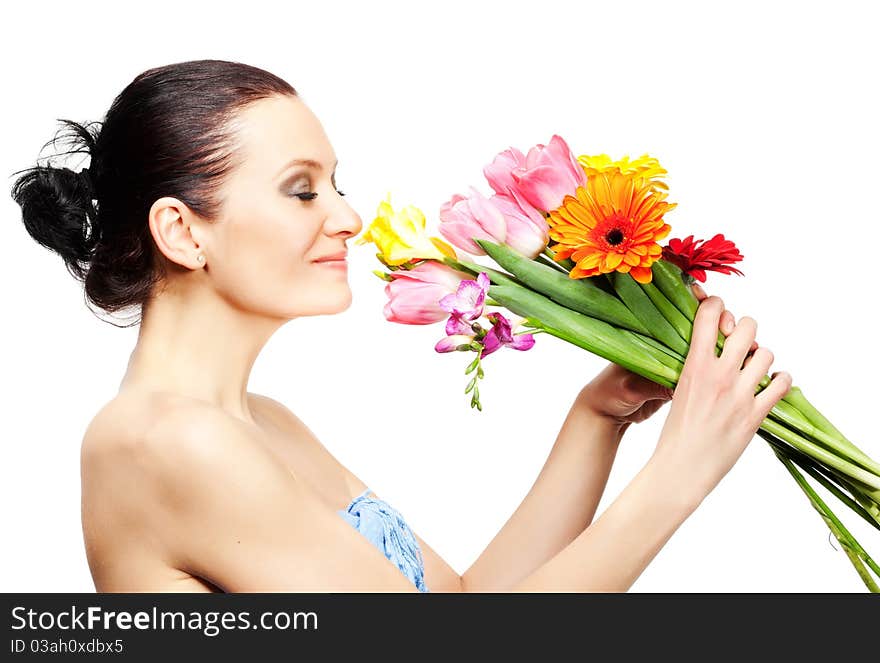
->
[293,190,346,201]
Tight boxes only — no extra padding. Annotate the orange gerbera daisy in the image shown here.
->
[547,170,676,283]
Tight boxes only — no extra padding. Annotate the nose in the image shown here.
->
[325,194,363,239]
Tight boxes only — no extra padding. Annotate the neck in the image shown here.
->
[118,279,287,425]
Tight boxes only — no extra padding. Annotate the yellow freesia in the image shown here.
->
[354,194,457,266]
[577,154,669,190]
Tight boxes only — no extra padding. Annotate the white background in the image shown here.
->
[1,0,878,592]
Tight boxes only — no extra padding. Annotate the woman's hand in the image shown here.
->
[652,294,792,504]
[578,282,758,431]
[691,282,758,353]
[578,362,674,431]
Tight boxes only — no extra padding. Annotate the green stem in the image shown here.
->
[766,399,880,475]
[608,271,690,356]
[476,240,651,334]
[525,317,676,389]
[783,385,852,444]
[649,259,738,356]
[761,432,880,532]
[544,245,577,272]
[650,259,699,319]
[760,418,880,491]
[766,435,880,592]
[442,256,525,289]
[647,257,880,474]
[638,280,694,345]
[487,281,679,387]
[537,250,570,274]
[629,332,687,364]
[618,330,685,372]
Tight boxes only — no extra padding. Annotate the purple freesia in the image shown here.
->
[438,271,491,322]
[481,312,536,357]
[434,333,477,353]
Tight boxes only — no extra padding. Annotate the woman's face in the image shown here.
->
[196,94,363,319]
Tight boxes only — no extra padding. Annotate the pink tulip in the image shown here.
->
[483,146,527,197]
[383,262,473,325]
[438,187,549,259]
[484,134,586,213]
[438,187,507,256]
[490,189,549,258]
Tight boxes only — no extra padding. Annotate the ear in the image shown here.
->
[148,196,207,269]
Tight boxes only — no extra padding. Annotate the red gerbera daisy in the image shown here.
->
[661,233,744,283]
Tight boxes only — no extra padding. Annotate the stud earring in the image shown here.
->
[197,254,206,264]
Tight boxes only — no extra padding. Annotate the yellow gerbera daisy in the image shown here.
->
[547,171,676,283]
[577,153,669,191]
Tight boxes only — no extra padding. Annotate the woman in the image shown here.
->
[10,59,791,593]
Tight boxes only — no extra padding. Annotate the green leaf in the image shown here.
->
[475,239,651,335]
[608,271,690,356]
[487,283,678,388]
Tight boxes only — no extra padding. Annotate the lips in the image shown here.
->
[314,250,348,263]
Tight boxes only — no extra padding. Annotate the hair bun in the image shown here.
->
[12,164,99,279]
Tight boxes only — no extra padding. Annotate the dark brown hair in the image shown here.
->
[10,59,297,326]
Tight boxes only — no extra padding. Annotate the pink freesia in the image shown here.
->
[434,334,477,353]
[484,134,586,213]
[383,261,474,325]
[435,272,490,354]
[438,187,549,259]
[444,311,478,337]
[438,272,491,322]
[481,312,536,357]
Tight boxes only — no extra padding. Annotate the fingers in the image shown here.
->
[753,370,793,422]
[720,315,757,369]
[740,346,774,389]
[688,296,725,362]
[723,312,759,352]
[720,310,735,335]
[691,285,758,352]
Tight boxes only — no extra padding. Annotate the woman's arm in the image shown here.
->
[138,289,785,593]
[460,389,629,592]
[512,452,697,591]
[138,394,686,593]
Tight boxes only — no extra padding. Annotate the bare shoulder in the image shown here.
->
[246,391,367,492]
[80,391,287,549]
[83,391,278,492]
[83,391,239,469]
[247,391,310,433]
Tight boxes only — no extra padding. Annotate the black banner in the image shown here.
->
[2,593,876,659]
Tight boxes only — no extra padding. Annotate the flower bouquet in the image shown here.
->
[354,136,880,591]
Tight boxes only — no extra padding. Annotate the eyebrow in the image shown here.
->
[277,158,338,177]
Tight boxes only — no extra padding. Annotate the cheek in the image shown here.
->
[211,203,319,311]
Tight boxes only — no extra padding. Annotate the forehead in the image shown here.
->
[232,94,336,175]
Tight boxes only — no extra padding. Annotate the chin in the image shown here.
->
[305,292,354,317]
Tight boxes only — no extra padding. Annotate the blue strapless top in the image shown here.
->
[337,488,429,593]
